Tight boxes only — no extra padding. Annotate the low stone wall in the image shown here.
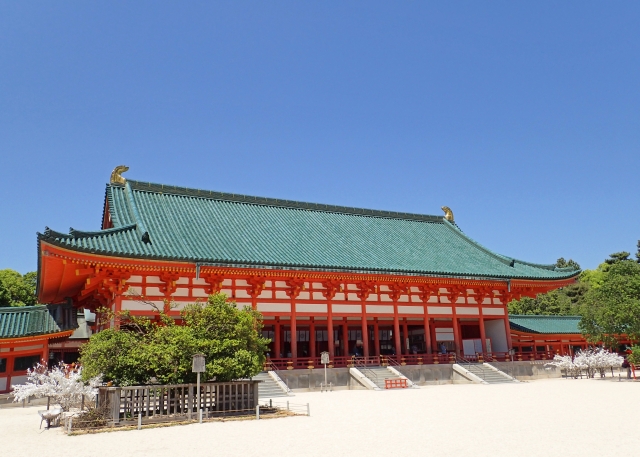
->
[276,361,569,391]
[277,368,368,391]
[489,361,562,380]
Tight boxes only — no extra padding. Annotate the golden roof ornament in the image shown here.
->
[110,165,129,184]
[441,206,454,223]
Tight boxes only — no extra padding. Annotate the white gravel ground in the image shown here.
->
[1,378,638,457]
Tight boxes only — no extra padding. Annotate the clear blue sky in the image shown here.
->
[1,2,639,274]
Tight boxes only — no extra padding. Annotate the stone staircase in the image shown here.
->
[253,372,290,398]
[358,366,398,389]
[463,363,517,384]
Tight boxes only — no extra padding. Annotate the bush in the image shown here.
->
[80,293,269,386]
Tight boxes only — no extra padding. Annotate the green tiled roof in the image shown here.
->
[0,305,65,339]
[38,179,580,280]
[509,315,581,334]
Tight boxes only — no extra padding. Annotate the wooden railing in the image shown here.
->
[263,351,563,370]
[98,381,260,425]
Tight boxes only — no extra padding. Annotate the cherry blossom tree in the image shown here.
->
[11,363,102,411]
[546,348,623,379]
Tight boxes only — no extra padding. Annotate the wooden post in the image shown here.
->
[452,316,461,356]
[361,315,369,358]
[393,308,401,357]
[373,320,380,357]
[291,299,298,359]
[342,322,349,357]
[327,296,335,357]
[402,320,409,355]
[274,320,281,358]
[423,317,432,355]
[310,320,316,358]
[479,317,487,354]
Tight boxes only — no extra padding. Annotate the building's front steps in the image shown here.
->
[271,361,565,391]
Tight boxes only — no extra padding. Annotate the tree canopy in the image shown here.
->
[507,248,640,349]
[578,260,640,347]
[0,269,38,307]
[80,293,269,386]
[507,258,585,316]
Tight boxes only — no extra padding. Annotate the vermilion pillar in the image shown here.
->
[361,315,369,357]
[291,300,298,359]
[503,315,513,352]
[479,317,487,353]
[310,321,316,358]
[274,320,281,358]
[342,322,349,357]
[423,317,432,354]
[373,320,380,357]
[452,316,460,356]
[328,300,335,357]
[402,321,409,354]
[393,307,401,356]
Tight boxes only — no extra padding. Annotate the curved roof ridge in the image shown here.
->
[121,180,446,223]
[40,224,138,240]
[442,221,578,273]
[441,220,516,268]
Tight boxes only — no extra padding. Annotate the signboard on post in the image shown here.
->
[192,353,206,423]
[320,351,330,365]
[192,353,206,373]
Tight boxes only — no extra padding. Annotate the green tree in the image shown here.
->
[81,293,269,386]
[579,260,640,347]
[628,346,640,365]
[555,257,581,270]
[0,282,11,307]
[508,289,578,316]
[605,251,631,265]
[0,269,38,307]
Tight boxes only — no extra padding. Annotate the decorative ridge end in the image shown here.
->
[441,206,454,223]
[110,165,129,184]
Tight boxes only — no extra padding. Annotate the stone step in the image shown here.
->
[254,372,289,398]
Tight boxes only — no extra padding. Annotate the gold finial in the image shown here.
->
[441,206,454,223]
[110,165,129,184]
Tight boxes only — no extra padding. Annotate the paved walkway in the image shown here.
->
[1,378,637,457]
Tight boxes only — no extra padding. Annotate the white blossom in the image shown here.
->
[11,363,102,411]
[545,348,623,379]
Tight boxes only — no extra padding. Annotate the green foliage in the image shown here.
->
[77,329,150,386]
[579,260,640,347]
[507,282,588,316]
[0,269,38,307]
[627,346,640,366]
[555,257,581,270]
[80,293,269,386]
[605,251,631,265]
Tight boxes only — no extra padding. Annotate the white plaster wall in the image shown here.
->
[485,319,508,352]
[257,303,291,313]
[121,300,165,311]
[365,305,393,314]
[482,308,505,316]
[296,304,328,313]
[192,288,209,298]
[397,306,422,315]
[332,304,361,313]
[428,306,452,314]
[456,307,479,315]
[172,288,189,297]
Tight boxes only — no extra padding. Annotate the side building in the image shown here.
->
[0,304,78,393]
[36,167,580,369]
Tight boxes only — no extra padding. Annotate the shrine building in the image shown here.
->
[36,167,580,369]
